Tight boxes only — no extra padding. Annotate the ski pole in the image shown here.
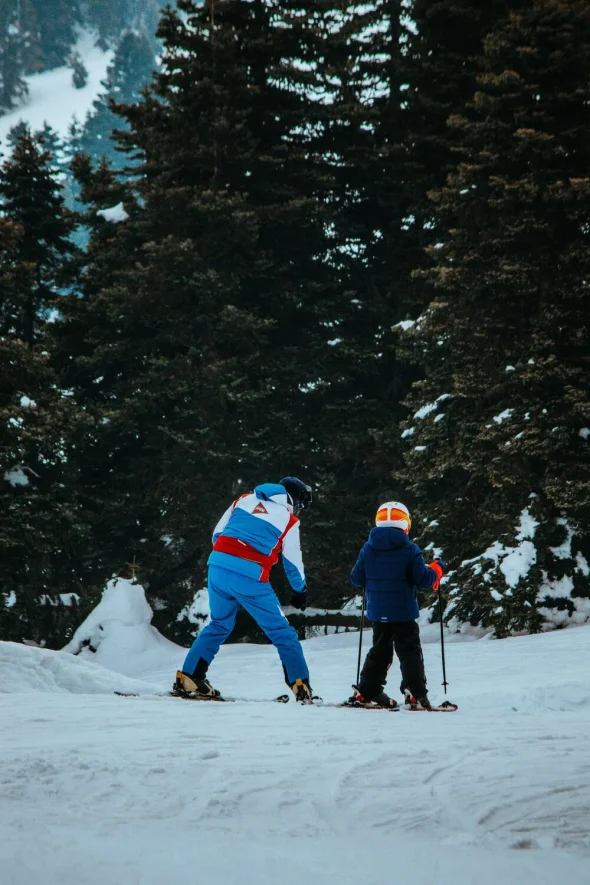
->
[439,589,449,694]
[356,587,366,686]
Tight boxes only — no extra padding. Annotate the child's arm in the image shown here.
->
[409,550,445,590]
[351,549,366,588]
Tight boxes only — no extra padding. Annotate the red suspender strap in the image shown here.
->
[212,514,299,581]
[212,536,270,570]
[260,514,299,581]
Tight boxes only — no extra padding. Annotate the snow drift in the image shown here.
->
[0,641,161,696]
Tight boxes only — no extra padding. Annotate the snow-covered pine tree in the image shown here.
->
[0,129,88,647]
[398,0,590,635]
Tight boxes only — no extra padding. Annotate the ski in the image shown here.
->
[332,701,457,712]
[115,691,298,705]
[169,691,325,705]
[114,691,233,702]
[404,700,458,712]
[335,700,400,711]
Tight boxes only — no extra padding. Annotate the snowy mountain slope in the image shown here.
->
[0,33,113,148]
[1,624,590,885]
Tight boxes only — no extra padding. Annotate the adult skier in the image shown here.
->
[348,501,446,710]
[174,478,315,703]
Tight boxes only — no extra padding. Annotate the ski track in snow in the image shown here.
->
[2,628,590,884]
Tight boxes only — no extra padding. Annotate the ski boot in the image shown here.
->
[290,678,315,704]
[173,670,222,700]
[346,686,399,709]
[403,688,432,711]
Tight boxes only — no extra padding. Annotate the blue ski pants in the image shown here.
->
[182,565,309,684]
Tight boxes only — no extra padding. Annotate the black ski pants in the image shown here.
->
[358,621,427,701]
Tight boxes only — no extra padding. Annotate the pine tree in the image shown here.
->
[293,2,478,595]
[5,120,29,148]
[405,0,513,218]
[285,2,423,594]
[0,129,75,344]
[30,0,80,71]
[398,0,590,635]
[137,0,168,46]
[0,1,29,112]
[70,51,88,89]
[15,0,43,76]
[79,31,156,170]
[66,116,84,157]
[0,131,89,647]
[84,0,134,51]
[55,0,345,637]
[37,123,68,174]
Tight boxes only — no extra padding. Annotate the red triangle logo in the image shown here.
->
[253,502,268,515]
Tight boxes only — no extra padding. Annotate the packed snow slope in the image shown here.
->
[1,592,590,885]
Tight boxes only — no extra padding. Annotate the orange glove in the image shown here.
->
[429,559,445,591]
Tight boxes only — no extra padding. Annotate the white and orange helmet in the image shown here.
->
[375,501,411,534]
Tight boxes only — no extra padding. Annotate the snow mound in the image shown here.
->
[0,642,161,696]
[62,578,184,679]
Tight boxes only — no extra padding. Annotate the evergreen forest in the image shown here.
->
[1,0,589,648]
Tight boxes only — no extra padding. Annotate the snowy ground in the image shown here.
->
[1,593,590,885]
[0,32,112,149]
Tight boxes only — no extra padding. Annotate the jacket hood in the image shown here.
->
[254,483,291,508]
[368,526,409,551]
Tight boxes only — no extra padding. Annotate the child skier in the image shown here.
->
[348,501,446,710]
[174,478,316,703]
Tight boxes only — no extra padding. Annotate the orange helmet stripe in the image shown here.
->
[376,506,411,526]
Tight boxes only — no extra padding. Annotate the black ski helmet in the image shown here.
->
[280,477,312,514]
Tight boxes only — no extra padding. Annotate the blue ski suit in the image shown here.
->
[182,484,309,683]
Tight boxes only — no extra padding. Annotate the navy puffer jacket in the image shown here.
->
[350,527,438,622]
